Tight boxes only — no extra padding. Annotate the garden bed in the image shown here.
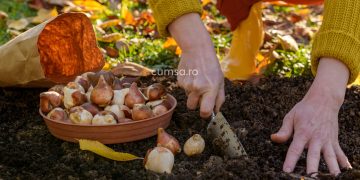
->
[0,75,359,179]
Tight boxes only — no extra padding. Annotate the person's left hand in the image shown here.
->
[271,57,353,176]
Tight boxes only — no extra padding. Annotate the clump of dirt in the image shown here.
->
[0,76,359,179]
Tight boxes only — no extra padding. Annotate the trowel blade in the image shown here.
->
[207,112,247,158]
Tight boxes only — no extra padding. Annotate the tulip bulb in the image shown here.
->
[146,99,171,116]
[157,128,181,154]
[48,85,65,95]
[75,75,90,92]
[124,82,146,108]
[152,105,168,116]
[92,111,118,125]
[112,88,129,106]
[66,82,85,93]
[132,104,153,121]
[46,107,69,123]
[105,104,125,119]
[81,102,100,116]
[183,134,205,156]
[69,106,93,125]
[91,75,114,107]
[86,86,93,102]
[40,91,62,113]
[87,70,115,87]
[144,83,166,101]
[63,87,87,109]
[144,147,174,174]
[112,78,123,90]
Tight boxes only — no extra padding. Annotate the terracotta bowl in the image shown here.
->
[39,95,177,144]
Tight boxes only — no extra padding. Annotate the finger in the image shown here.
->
[283,135,307,173]
[323,144,341,175]
[271,113,295,143]
[214,87,225,113]
[199,91,217,118]
[306,141,321,175]
[187,92,200,110]
[334,144,352,169]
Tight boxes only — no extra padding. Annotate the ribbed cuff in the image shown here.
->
[311,31,360,83]
[149,0,202,37]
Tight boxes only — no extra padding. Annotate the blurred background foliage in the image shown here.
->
[0,0,323,78]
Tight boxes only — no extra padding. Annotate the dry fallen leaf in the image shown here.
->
[7,18,29,30]
[111,62,154,77]
[32,8,58,24]
[72,0,107,12]
[277,35,299,52]
[163,37,177,49]
[0,11,8,20]
[97,33,122,43]
[98,19,121,29]
[38,13,104,83]
[79,139,142,161]
[124,11,136,26]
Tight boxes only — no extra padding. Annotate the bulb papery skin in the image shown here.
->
[46,107,69,122]
[92,111,118,125]
[105,104,125,119]
[144,147,174,174]
[90,75,114,107]
[157,128,181,154]
[124,83,146,109]
[69,106,93,125]
[132,104,153,121]
[49,85,65,95]
[66,82,85,93]
[63,87,87,109]
[183,134,205,156]
[112,88,129,106]
[81,102,100,116]
[152,105,168,116]
[74,75,90,92]
[145,83,166,101]
[86,86,93,103]
[40,91,62,113]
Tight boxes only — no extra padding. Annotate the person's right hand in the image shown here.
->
[169,13,225,118]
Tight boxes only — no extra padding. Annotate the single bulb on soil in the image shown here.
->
[144,147,174,174]
[157,128,181,154]
[184,134,205,156]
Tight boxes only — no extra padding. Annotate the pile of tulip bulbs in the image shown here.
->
[40,71,171,125]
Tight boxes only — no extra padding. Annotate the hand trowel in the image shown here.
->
[207,112,247,157]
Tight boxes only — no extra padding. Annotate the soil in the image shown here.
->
[1,75,360,180]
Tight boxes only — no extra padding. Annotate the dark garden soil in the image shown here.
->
[1,75,360,180]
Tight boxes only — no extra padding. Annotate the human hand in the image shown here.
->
[271,57,352,175]
[168,13,225,118]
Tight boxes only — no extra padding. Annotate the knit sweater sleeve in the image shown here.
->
[148,0,202,37]
[311,0,360,83]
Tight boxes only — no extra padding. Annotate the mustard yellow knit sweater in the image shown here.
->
[148,0,360,83]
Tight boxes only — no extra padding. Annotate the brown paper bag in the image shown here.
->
[0,12,104,87]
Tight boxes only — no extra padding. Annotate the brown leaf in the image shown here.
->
[97,33,122,43]
[37,13,104,83]
[111,62,154,77]
[105,46,119,58]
